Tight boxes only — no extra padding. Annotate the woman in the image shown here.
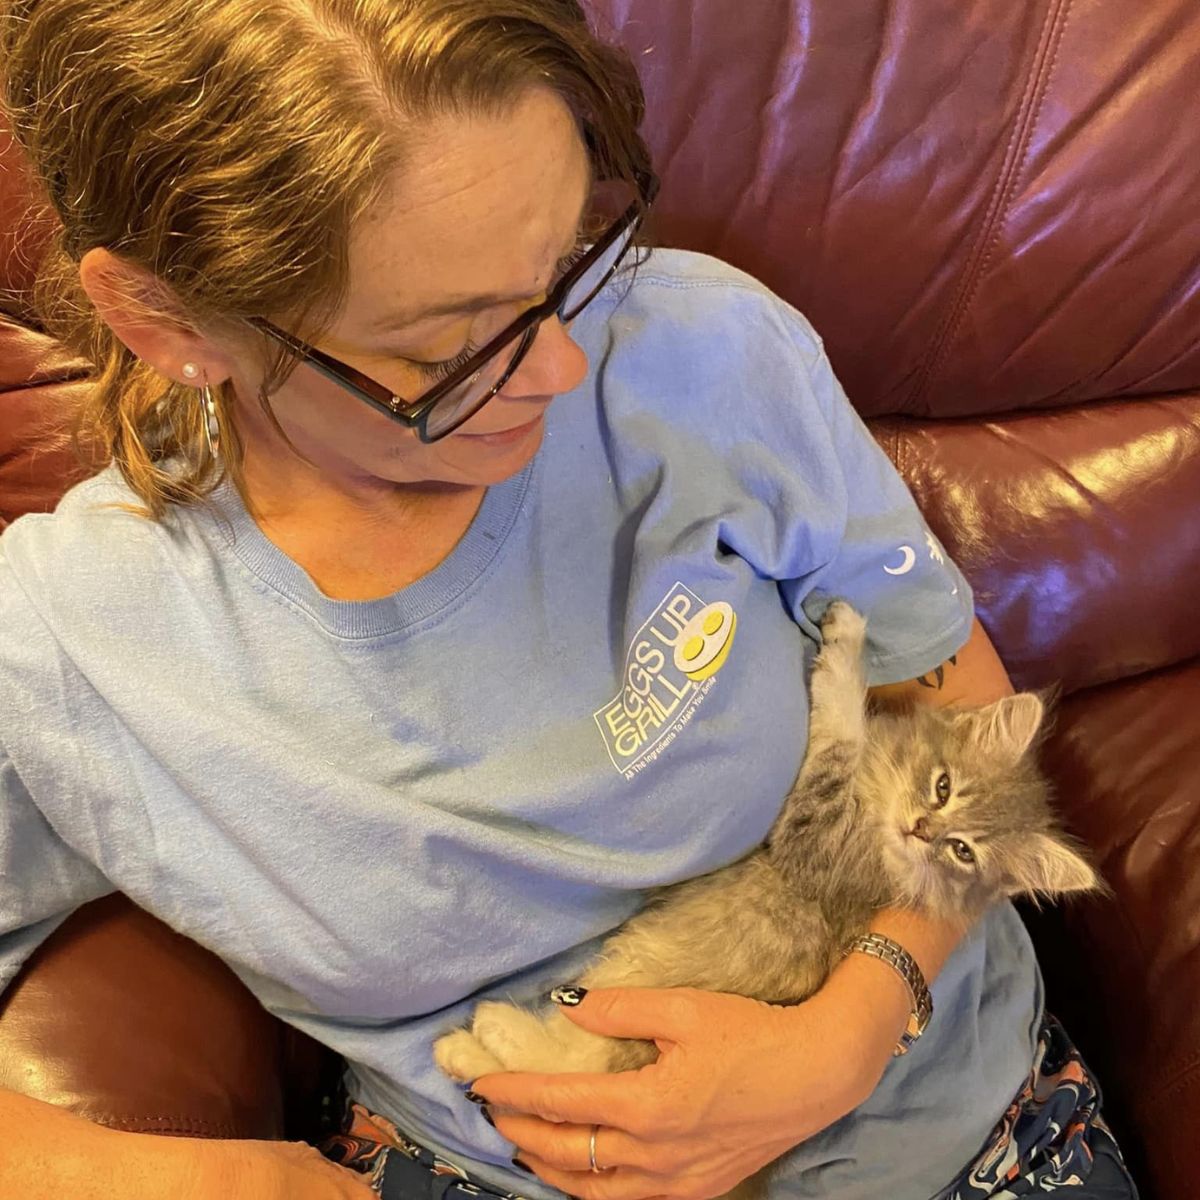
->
[0,2,1137,1198]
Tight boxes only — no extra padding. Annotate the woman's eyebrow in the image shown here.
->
[370,283,545,328]
[366,193,592,333]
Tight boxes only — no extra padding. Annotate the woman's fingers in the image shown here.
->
[491,1111,693,1176]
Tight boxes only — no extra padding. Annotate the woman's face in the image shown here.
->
[229,86,594,493]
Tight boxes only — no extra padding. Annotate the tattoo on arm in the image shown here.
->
[916,654,958,690]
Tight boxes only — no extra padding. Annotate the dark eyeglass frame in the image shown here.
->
[242,169,660,443]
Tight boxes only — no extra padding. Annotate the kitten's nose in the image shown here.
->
[911,817,933,842]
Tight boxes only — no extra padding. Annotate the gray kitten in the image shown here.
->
[434,601,1100,1190]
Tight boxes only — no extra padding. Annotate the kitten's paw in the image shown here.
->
[819,600,867,648]
[471,1001,568,1074]
[432,1029,504,1084]
[809,601,867,738]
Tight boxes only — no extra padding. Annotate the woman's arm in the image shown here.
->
[869,615,1014,712]
[0,1085,374,1200]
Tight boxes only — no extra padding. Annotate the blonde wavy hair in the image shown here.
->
[0,0,651,520]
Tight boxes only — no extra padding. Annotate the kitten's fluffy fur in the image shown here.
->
[434,602,1100,1188]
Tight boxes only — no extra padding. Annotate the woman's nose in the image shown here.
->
[502,316,588,400]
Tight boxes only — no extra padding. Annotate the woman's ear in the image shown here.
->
[79,246,234,385]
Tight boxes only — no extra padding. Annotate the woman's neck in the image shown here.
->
[234,450,487,602]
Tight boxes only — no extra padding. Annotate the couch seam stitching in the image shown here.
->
[906,0,1075,412]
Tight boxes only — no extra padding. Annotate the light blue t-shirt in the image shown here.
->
[0,251,1041,1200]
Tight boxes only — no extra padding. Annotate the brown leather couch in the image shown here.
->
[2,1,1198,1195]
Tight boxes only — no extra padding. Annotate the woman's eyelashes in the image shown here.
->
[555,242,587,276]
[400,234,590,379]
[412,340,482,381]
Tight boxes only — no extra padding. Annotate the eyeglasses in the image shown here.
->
[243,171,659,442]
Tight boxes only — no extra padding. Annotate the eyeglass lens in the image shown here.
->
[422,327,534,439]
[560,221,639,321]
[423,220,640,439]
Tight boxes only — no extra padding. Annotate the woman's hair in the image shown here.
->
[0,0,652,520]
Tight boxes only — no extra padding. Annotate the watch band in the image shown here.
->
[842,931,933,1056]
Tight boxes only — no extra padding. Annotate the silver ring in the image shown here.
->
[589,1123,600,1173]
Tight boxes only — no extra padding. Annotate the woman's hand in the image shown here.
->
[469,960,909,1200]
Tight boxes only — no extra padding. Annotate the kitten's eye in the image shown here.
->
[934,772,952,808]
[948,838,976,865]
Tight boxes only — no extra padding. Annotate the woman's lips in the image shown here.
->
[455,415,544,445]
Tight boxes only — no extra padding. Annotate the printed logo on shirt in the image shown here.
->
[594,582,737,779]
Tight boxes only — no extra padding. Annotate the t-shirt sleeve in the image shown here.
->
[0,751,111,995]
[714,291,975,687]
[0,552,113,998]
[783,346,975,685]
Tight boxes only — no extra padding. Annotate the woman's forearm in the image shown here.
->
[867,907,970,984]
[0,1087,275,1200]
[0,1087,189,1198]
[788,912,967,1102]
[785,951,910,1100]
[0,1086,374,1199]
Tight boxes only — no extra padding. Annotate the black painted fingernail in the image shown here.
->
[512,1157,534,1175]
[464,1090,488,1105]
[549,985,588,1006]
[480,1106,496,1128]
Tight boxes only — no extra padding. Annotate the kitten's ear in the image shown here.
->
[1005,834,1103,900]
[954,693,1044,763]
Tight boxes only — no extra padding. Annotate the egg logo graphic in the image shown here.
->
[672,601,738,682]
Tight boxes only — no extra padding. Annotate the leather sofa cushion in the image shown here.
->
[590,0,1200,419]
[1026,656,1200,1199]
[874,396,1200,694]
[0,893,296,1139]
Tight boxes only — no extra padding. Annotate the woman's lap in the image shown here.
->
[323,1013,1141,1199]
[1075,1135,1140,1200]
[933,1013,1139,1199]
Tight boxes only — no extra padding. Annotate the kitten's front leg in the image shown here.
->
[808,600,868,746]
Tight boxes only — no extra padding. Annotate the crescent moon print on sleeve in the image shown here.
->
[881,532,958,594]
[883,545,917,576]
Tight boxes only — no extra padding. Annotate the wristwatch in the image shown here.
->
[842,931,933,1056]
